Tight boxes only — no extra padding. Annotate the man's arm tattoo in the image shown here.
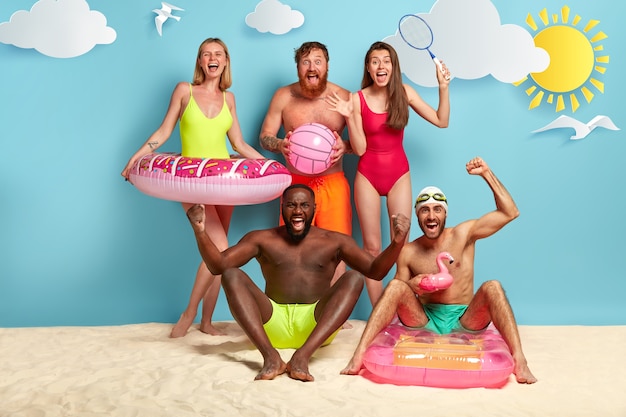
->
[260,135,282,153]
[148,141,159,150]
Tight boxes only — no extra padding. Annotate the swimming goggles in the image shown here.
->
[415,192,447,206]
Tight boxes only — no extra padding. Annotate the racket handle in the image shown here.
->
[432,57,450,81]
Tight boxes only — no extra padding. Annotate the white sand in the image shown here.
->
[1,320,624,417]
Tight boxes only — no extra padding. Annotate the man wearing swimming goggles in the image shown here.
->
[342,156,537,384]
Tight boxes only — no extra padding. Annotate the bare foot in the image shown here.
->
[340,356,363,375]
[514,363,537,384]
[286,359,314,382]
[170,312,195,338]
[255,353,287,381]
[199,321,225,336]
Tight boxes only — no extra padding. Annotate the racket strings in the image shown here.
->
[399,16,433,50]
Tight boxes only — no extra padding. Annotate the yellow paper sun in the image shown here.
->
[514,6,609,112]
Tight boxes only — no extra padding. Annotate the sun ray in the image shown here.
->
[583,20,600,32]
[589,78,604,93]
[596,56,609,64]
[594,45,604,51]
[529,91,544,109]
[569,94,580,112]
[525,85,537,96]
[590,32,608,43]
[547,94,554,104]
[526,14,538,31]
[555,95,565,112]
[513,77,528,87]
[595,66,606,74]
[572,15,582,25]
[581,86,594,103]
[561,6,570,23]
[538,8,549,26]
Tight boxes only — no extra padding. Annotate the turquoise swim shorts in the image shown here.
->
[417,303,478,334]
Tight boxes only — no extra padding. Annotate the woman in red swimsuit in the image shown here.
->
[328,41,451,305]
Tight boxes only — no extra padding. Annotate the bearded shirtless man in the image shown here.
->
[259,42,352,285]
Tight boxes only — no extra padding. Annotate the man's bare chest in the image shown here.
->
[283,102,344,133]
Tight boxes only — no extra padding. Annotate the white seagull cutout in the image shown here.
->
[532,115,620,140]
[153,2,184,37]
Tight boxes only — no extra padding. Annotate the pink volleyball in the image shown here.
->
[288,123,336,175]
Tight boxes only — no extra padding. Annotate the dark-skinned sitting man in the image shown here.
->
[185,184,410,382]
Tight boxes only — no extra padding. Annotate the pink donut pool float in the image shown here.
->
[129,153,292,205]
[362,322,514,388]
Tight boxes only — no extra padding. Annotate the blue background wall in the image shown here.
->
[1,0,624,327]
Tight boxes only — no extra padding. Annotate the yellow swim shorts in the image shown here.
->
[263,299,339,349]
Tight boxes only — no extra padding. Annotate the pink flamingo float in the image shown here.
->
[418,251,454,291]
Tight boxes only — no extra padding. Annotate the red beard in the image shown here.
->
[298,71,328,98]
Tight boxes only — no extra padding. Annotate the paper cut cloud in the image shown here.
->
[384,0,549,87]
[246,0,304,35]
[0,0,116,58]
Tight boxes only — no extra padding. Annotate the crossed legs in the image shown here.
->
[222,268,364,381]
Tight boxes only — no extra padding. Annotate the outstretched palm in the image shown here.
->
[326,92,352,118]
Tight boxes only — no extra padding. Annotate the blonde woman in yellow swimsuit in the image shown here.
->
[122,38,264,337]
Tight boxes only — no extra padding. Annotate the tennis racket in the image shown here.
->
[398,14,449,80]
